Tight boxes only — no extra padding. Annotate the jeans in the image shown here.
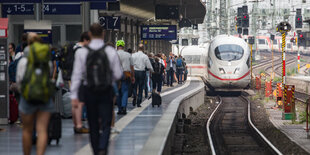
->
[144,71,151,97]
[177,68,183,83]
[117,79,129,110]
[84,87,113,155]
[133,71,146,105]
[152,74,162,92]
[167,68,174,86]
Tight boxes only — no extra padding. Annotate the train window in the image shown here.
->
[273,40,277,45]
[183,55,201,64]
[258,39,266,45]
[214,44,244,61]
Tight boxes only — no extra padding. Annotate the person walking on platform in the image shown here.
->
[176,55,184,84]
[70,23,122,155]
[69,32,90,134]
[16,33,55,155]
[166,52,176,87]
[116,40,135,115]
[151,55,164,94]
[145,53,154,98]
[132,44,153,107]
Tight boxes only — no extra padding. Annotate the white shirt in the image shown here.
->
[132,51,153,72]
[159,58,165,67]
[70,39,123,100]
[117,49,132,72]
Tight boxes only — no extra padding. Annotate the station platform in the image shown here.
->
[264,100,310,153]
[0,77,205,155]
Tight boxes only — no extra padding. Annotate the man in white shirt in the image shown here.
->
[70,23,122,155]
[131,44,153,107]
[116,40,135,115]
[166,52,176,86]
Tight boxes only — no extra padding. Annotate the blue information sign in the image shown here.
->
[2,4,81,17]
[141,25,177,40]
[0,0,116,2]
[99,16,120,30]
[2,4,34,17]
[43,4,80,15]
[90,2,106,10]
[24,29,52,44]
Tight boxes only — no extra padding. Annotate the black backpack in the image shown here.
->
[59,44,81,81]
[85,45,112,93]
[152,61,161,74]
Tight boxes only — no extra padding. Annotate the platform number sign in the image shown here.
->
[99,16,120,30]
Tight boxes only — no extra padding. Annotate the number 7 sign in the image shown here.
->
[98,16,120,30]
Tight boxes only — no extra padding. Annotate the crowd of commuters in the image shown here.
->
[7,23,187,155]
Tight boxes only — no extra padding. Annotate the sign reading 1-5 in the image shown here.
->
[99,16,121,30]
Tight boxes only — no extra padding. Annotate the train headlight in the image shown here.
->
[219,68,226,74]
[234,68,240,74]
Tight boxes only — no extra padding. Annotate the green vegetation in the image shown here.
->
[273,77,282,82]
[287,68,297,76]
[298,111,310,124]
[259,70,266,74]
[300,59,306,63]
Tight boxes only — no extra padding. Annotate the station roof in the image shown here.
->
[119,0,205,24]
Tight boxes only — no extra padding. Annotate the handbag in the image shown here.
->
[56,69,65,88]
[124,71,131,80]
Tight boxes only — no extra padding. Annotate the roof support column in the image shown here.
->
[124,17,128,49]
[82,2,90,32]
[130,19,134,50]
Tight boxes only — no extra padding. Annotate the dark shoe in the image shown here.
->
[132,98,136,106]
[122,108,127,114]
[74,126,89,134]
[117,111,122,115]
[98,149,107,155]
[137,104,141,107]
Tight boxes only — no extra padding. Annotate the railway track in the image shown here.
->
[207,95,282,155]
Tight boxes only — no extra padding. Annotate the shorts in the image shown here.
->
[19,97,55,115]
[78,85,85,103]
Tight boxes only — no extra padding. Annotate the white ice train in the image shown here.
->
[205,35,251,89]
[181,45,208,76]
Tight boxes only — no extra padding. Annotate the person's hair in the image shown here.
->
[138,44,144,51]
[127,48,132,54]
[27,32,41,45]
[90,23,103,38]
[156,54,161,58]
[21,33,28,42]
[155,57,159,62]
[80,31,90,42]
[9,43,15,51]
[106,42,114,47]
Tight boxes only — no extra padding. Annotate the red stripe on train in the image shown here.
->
[188,66,207,69]
[208,70,250,81]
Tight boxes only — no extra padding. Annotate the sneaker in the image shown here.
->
[74,126,89,134]
[111,127,120,134]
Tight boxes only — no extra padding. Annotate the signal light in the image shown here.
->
[300,34,303,38]
[298,18,300,21]
[244,16,247,19]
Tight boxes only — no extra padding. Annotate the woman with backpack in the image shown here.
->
[151,55,164,94]
[16,33,55,155]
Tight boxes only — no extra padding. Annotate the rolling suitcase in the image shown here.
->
[48,113,62,145]
[9,94,18,124]
[151,92,162,107]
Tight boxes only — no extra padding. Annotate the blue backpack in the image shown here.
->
[176,58,183,67]
[8,57,22,83]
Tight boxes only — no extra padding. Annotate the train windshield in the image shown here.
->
[214,44,244,61]
[183,55,200,64]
